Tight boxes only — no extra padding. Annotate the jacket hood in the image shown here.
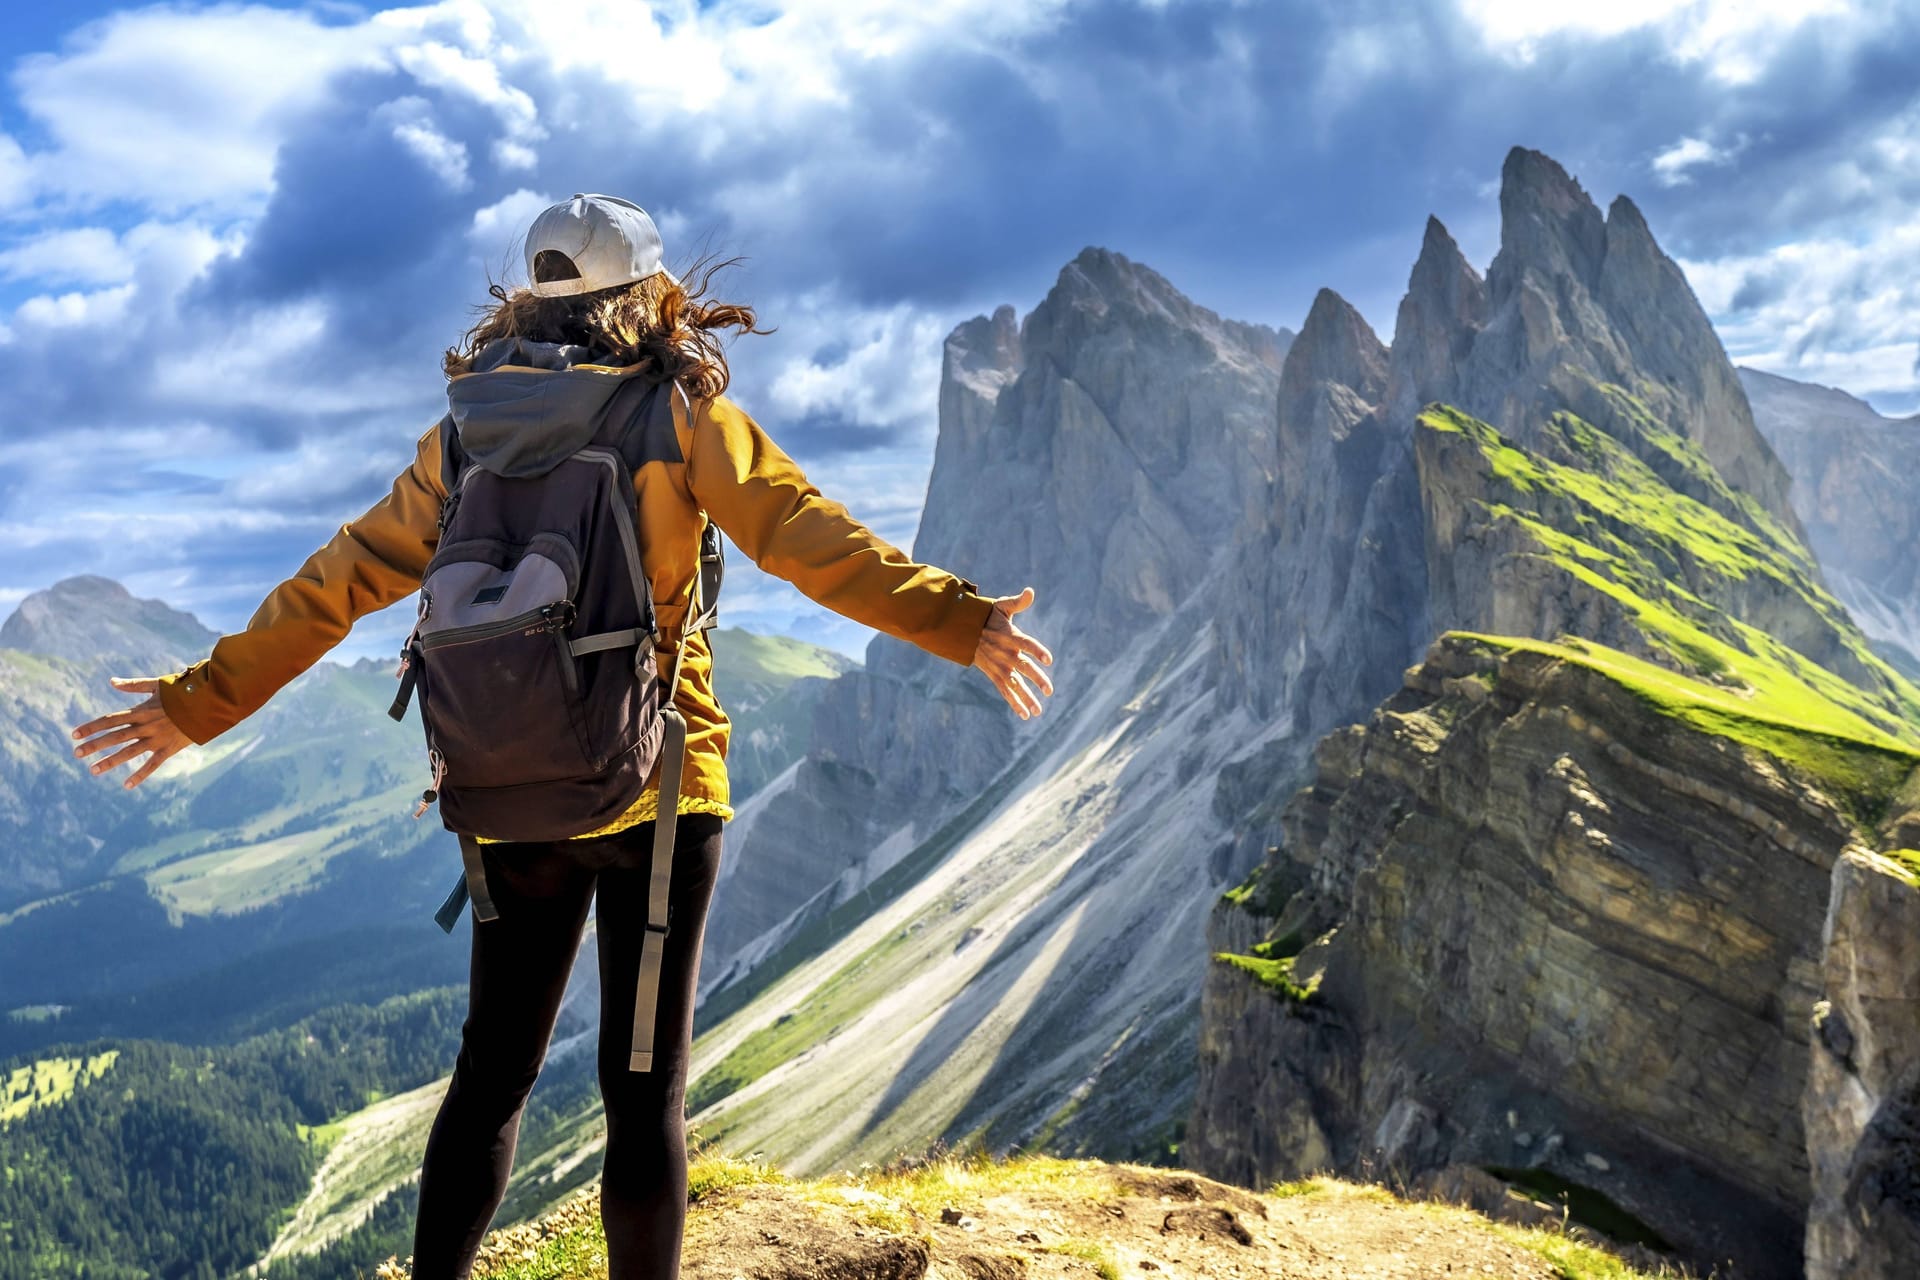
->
[446,336,652,477]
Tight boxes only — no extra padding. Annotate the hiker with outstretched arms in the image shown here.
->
[68,193,1055,1280]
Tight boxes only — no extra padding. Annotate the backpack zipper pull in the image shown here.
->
[388,638,422,722]
[413,747,447,820]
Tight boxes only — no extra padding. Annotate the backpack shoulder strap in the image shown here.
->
[596,373,684,473]
[435,412,466,497]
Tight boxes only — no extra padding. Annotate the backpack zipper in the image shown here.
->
[417,601,571,650]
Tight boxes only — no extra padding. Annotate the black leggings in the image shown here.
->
[410,811,726,1280]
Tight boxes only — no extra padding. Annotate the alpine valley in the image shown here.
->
[5,146,1918,1280]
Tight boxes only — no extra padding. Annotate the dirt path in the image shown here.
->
[684,1165,1575,1279]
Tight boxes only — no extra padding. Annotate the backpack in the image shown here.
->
[388,370,723,1073]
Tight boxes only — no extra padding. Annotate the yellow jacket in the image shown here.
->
[156,389,995,833]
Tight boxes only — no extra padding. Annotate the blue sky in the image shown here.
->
[3,0,1918,666]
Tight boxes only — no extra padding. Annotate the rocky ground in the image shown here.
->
[373,1151,1672,1279]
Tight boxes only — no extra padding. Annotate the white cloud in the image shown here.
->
[11,5,395,214]
[14,283,135,329]
[4,0,1919,642]
[1459,0,1866,83]
[764,295,953,438]
[377,96,473,190]
[1680,209,1920,405]
[0,227,128,284]
[467,186,552,264]
[1651,134,1743,185]
[0,219,233,291]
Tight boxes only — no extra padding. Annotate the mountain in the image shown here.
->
[657,246,1292,1181]
[0,574,218,671]
[1190,630,1918,1275]
[1185,148,1920,1278]
[693,248,1290,1006]
[0,579,854,1057]
[0,577,219,909]
[703,626,861,801]
[1740,364,1920,667]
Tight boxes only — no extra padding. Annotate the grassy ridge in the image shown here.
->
[1419,403,1920,823]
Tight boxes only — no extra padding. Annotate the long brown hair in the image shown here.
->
[443,252,771,399]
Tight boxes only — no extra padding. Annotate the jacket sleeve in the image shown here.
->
[156,422,448,744]
[684,395,994,668]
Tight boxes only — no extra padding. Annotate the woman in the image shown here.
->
[68,193,1055,1279]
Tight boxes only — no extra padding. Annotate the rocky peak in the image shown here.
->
[930,304,1025,520]
[1220,280,1425,735]
[0,576,217,673]
[1448,146,1803,533]
[1741,365,1920,664]
[708,246,1288,1021]
[1384,217,1487,419]
[1491,146,1608,295]
[1283,288,1388,406]
[1024,246,1290,383]
[1275,289,1390,510]
[944,304,1022,395]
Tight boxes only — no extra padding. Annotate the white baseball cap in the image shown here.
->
[524,193,679,297]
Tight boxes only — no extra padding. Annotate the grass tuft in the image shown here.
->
[1212,951,1322,1005]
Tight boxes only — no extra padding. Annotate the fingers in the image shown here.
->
[1014,649,1054,697]
[74,724,145,761]
[124,742,183,789]
[109,676,159,693]
[86,739,157,778]
[996,671,1039,720]
[1002,623,1051,667]
[71,703,163,744]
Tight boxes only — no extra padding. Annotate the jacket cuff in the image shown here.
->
[156,661,223,746]
[928,580,995,668]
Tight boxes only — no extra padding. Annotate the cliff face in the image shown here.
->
[1741,364,1920,668]
[674,251,1298,1171]
[702,248,1290,1006]
[1805,840,1920,1279]
[1189,633,1917,1277]
[1188,146,1920,1278]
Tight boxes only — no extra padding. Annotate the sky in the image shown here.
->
[2,0,1918,668]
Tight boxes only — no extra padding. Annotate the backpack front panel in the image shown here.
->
[411,447,665,839]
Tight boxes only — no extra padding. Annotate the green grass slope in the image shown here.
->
[1418,403,1920,766]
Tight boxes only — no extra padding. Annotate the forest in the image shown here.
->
[0,989,465,1280]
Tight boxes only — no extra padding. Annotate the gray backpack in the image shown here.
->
[389,360,722,1072]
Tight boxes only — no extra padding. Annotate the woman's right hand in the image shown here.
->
[972,586,1054,720]
[71,676,193,789]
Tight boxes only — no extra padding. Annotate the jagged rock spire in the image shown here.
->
[1385,216,1487,420]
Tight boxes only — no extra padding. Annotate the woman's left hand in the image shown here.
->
[973,586,1054,720]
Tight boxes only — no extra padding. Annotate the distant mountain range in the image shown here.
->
[1740,364,1920,672]
[0,577,856,1056]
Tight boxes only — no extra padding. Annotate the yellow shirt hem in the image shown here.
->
[472,789,734,844]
